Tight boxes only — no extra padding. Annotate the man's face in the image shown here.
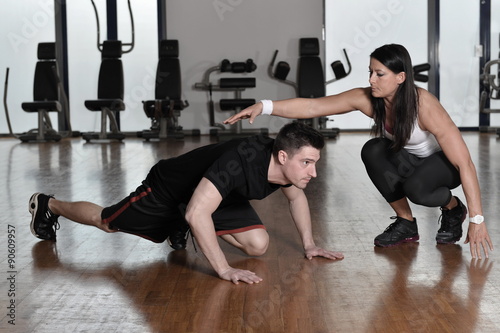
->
[281,146,320,189]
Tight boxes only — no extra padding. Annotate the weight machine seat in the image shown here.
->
[297,38,325,98]
[84,98,124,112]
[20,42,62,142]
[83,40,125,141]
[22,100,61,112]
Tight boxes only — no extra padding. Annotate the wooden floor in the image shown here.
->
[1,131,499,333]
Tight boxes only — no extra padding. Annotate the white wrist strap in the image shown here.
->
[260,100,273,115]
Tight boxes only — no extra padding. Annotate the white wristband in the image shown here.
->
[260,99,273,115]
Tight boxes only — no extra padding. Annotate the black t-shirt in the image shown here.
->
[145,135,286,206]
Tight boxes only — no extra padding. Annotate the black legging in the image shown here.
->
[360,138,461,207]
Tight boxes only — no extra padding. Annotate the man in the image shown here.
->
[29,122,344,284]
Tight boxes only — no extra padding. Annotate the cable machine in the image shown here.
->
[480,56,500,136]
[81,0,135,142]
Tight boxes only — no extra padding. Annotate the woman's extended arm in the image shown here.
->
[224,87,374,125]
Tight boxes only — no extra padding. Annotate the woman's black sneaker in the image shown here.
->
[29,193,60,241]
[436,196,467,244]
[374,217,419,247]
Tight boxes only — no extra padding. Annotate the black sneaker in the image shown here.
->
[374,217,419,247]
[168,222,190,250]
[436,196,467,244]
[29,193,60,241]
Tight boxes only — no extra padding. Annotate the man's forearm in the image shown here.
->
[289,198,316,250]
[188,217,231,275]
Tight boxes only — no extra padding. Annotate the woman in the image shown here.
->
[224,44,493,259]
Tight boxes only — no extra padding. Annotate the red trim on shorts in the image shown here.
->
[102,187,152,224]
[215,224,266,236]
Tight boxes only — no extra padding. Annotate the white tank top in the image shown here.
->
[384,121,441,158]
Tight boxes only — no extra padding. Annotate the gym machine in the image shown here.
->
[480,58,500,136]
[413,63,431,83]
[268,38,352,138]
[82,0,135,142]
[3,42,72,142]
[140,40,198,141]
[195,58,268,140]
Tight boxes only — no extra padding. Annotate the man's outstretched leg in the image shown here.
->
[29,192,114,241]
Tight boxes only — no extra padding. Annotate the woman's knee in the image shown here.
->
[404,178,450,207]
[361,138,391,164]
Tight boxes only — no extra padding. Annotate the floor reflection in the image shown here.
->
[29,239,340,332]
[30,241,271,332]
[369,243,493,332]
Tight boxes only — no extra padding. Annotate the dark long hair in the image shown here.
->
[370,44,419,151]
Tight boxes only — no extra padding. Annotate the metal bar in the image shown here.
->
[106,0,118,40]
[106,0,119,129]
[54,0,70,132]
[479,0,491,129]
[157,0,167,41]
[427,0,440,98]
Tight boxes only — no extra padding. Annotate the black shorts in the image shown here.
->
[101,182,265,243]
